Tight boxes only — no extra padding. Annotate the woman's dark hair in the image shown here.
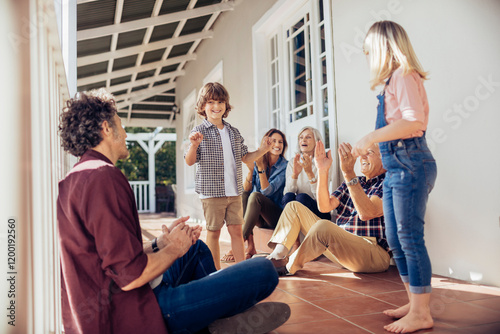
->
[59,89,117,157]
[196,82,232,119]
[261,128,287,169]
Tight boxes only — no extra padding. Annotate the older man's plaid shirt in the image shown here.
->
[189,119,248,197]
[332,174,388,250]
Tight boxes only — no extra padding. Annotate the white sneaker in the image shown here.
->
[208,302,291,334]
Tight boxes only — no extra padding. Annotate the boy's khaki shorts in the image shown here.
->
[201,196,245,231]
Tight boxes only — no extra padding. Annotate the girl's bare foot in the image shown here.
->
[383,303,410,318]
[221,250,235,263]
[384,311,433,333]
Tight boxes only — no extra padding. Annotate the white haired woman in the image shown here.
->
[282,126,331,220]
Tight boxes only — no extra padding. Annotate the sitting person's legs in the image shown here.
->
[295,193,331,220]
[281,192,297,208]
[242,192,282,257]
[287,220,390,274]
[154,242,280,334]
[267,201,321,259]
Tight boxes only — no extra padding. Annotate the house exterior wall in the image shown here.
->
[331,0,500,287]
[175,0,500,287]
[175,0,278,221]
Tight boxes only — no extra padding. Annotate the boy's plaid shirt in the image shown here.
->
[189,119,248,197]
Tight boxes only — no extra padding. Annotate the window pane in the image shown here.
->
[270,37,275,60]
[307,26,312,110]
[322,88,328,117]
[322,56,327,85]
[277,88,280,109]
[272,87,277,110]
[323,119,330,149]
[292,31,306,108]
[295,107,307,121]
[292,18,304,33]
[319,0,324,22]
[271,62,276,85]
[320,24,325,54]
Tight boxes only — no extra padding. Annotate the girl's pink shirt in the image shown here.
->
[384,67,429,138]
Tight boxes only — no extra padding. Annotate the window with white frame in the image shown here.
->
[316,0,331,149]
[269,34,281,128]
[256,0,335,154]
[286,11,314,123]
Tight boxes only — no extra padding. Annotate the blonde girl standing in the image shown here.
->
[352,21,437,333]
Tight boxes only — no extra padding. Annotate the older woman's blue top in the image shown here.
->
[251,155,288,209]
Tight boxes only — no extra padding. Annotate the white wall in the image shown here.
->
[175,0,278,220]
[331,0,500,286]
[175,0,500,287]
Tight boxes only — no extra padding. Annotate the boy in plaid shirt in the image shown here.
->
[185,82,272,269]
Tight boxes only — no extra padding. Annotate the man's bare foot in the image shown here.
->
[384,311,433,333]
[383,303,410,318]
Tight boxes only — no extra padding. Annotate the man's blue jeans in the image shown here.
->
[380,136,437,294]
[153,240,279,334]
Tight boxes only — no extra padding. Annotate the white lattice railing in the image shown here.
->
[130,181,150,213]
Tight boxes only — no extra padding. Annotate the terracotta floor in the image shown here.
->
[140,214,500,334]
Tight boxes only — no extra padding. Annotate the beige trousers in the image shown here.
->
[268,202,390,274]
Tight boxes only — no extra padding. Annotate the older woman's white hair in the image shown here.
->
[296,126,323,155]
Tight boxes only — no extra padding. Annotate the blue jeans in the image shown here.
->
[153,240,279,334]
[380,136,437,294]
[282,192,331,220]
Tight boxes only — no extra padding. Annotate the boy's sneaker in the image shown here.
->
[208,302,291,334]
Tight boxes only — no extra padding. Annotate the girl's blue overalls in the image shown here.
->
[376,77,437,294]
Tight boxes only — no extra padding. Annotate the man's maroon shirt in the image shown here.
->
[57,150,168,333]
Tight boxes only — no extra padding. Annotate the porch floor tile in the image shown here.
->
[140,214,500,334]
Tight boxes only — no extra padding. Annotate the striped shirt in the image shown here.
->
[190,119,248,197]
[332,174,388,250]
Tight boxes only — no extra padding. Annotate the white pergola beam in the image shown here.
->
[134,101,175,106]
[108,70,185,93]
[77,2,235,41]
[121,117,175,128]
[77,31,210,67]
[123,110,174,115]
[126,132,176,141]
[117,82,176,109]
[77,54,195,85]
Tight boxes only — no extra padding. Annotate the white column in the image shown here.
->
[0,1,31,333]
[148,139,156,213]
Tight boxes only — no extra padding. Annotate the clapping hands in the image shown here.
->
[314,140,332,172]
[338,142,356,174]
[292,153,313,178]
[189,132,203,146]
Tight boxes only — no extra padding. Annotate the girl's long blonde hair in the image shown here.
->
[363,21,428,90]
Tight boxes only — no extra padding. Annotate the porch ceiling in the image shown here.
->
[76,0,237,126]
